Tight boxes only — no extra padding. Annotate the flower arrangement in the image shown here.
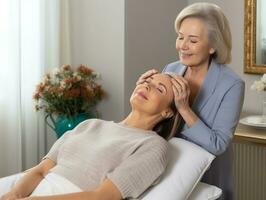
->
[250,73,266,91]
[33,64,105,118]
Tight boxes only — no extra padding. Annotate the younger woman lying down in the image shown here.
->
[0,73,180,200]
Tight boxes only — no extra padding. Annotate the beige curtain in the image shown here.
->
[0,0,71,177]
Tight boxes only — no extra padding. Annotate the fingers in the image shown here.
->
[142,69,159,79]
[173,75,188,87]
[171,75,189,94]
[172,83,179,97]
[171,78,183,95]
[136,69,159,85]
[170,75,190,109]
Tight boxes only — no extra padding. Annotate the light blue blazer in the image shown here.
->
[163,61,245,200]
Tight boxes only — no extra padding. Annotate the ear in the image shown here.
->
[161,109,174,119]
[209,47,215,55]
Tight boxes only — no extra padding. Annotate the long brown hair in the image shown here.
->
[152,100,181,140]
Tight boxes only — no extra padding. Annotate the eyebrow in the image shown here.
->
[178,31,200,38]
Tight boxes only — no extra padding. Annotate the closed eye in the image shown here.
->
[143,77,167,94]
[177,32,184,40]
[157,88,163,93]
[157,84,167,94]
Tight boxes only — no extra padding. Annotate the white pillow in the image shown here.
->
[141,138,216,200]
[188,182,222,200]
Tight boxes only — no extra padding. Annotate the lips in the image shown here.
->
[135,91,148,100]
[180,52,192,59]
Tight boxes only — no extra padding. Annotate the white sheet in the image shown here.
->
[31,173,82,196]
[1,172,221,199]
[0,173,24,196]
[0,173,82,197]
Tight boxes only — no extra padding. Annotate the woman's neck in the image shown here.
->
[120,111,162,130]
[186,61,209,78]
[185,60,211,105]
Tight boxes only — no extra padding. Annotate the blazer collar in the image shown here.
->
[192,61,221,113]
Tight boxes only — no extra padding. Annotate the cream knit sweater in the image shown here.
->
[44,119,169,199]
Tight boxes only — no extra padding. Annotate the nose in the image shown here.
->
[177,38,189,50]
[181,39,189,50]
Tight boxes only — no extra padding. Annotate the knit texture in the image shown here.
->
[44,119,169,199]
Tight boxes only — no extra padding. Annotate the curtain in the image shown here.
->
[0,0,71,177]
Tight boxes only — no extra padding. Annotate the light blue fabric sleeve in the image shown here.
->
[182,80,245,155]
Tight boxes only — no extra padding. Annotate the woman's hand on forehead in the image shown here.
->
[136,69,159,85]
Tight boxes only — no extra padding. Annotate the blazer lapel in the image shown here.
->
[192,61,221,113]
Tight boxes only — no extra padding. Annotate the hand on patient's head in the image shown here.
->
[136,69,159,85]
[169,75,190,110]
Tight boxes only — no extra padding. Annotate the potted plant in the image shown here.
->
[33,64,105,138]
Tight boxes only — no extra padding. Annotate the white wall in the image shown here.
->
[188,0,263,115]
[124,0,187,115]
[69,0,125,121]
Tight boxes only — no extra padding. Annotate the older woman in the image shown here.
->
[1,74,179,200]
[138,3,244,200]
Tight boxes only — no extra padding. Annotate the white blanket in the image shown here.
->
[31,173,82,196]
[0,172,221,199]
[0,173,82,197]
[0,173,24,196]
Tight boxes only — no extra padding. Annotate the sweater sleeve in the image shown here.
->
[182,80,245,155]
[43,119,94,162]
[42,130,72,162]
[107,137,168,199]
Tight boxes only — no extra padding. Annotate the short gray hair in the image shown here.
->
[175,3,232,64]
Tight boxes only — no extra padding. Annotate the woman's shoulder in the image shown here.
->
[219,63,243,81]
[144,134,169,152]
[216,63,244,86]
[207,62,245,99]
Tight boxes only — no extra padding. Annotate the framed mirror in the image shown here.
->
[244,0,266,74]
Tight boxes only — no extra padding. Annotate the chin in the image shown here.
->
[130,98,146,109]
[180,59,201,68]
[131,99,159,115]
[180,60,193,67]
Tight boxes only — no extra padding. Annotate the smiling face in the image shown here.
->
[176,17,215,68]
[130,74,174,118]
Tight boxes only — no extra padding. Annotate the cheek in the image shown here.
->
[195,41,211,53]
[150,95,170,112]
[175,40,180,51]
[197,46,211,59]
[187,44,209,61]
[188,43,202,53]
